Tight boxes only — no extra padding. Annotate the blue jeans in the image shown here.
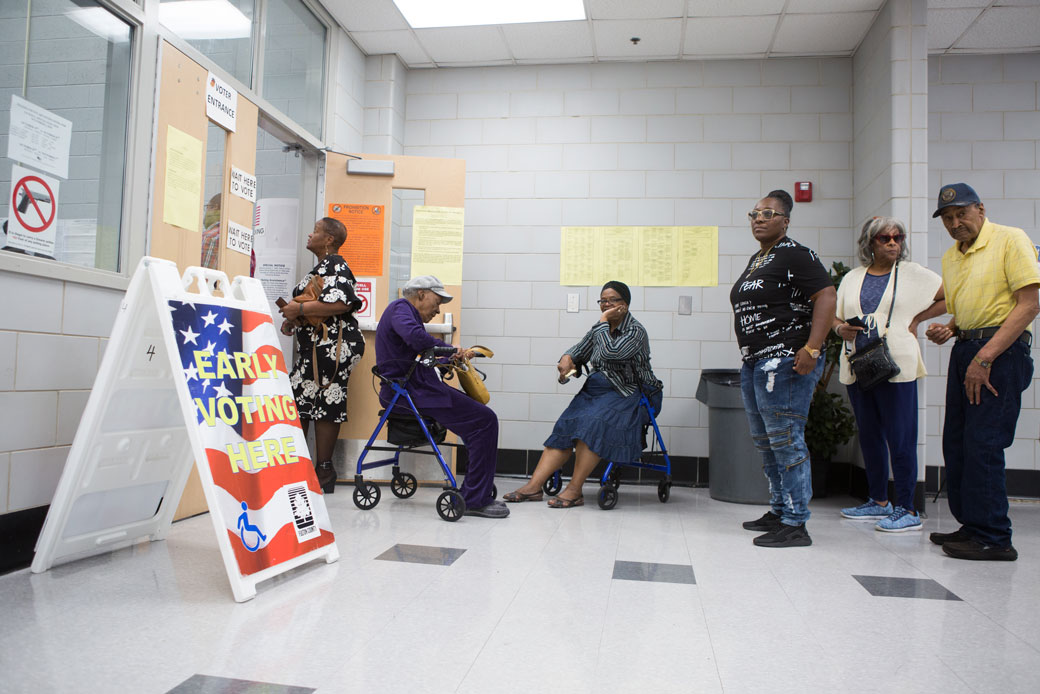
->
[740,356,824,525]
[847,380,919,511]
[943,338,1032,547]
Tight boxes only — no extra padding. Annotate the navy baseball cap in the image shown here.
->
[933,182,981,218]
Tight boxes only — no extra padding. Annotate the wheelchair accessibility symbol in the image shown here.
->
[237,501,267,552]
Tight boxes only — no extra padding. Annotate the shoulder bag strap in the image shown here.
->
[880,262,898,337]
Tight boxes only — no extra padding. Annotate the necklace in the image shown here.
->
[749,242,778,273]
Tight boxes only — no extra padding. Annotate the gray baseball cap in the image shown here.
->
[404,275,453,300]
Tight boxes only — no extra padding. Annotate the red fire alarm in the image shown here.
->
[795,181,812,203]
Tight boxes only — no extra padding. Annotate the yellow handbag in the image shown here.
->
[452,345,494,404]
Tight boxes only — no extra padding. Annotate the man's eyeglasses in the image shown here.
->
[875,233,905,244]
[597,298,622,306]
[747,209,786,221]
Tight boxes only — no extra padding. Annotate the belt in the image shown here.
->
[956,326,1032,346]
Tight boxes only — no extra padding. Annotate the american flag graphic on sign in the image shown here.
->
[169,299,335,575]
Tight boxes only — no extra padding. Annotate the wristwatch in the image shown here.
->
[973,356,993,369]
[802,345,821,359]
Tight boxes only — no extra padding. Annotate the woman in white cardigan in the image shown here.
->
[833,217,946,532]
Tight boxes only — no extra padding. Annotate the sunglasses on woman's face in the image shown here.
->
[747,209,786,221]
[875,233,905,244]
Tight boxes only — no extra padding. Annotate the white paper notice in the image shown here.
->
[7,163,60,257]
[230,166,257,203]
[7,95,72,179]
[206,71,237,132]
[254,250,297,303]
[226,220,253,255]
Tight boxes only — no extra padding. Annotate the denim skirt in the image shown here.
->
[544,371,659,462]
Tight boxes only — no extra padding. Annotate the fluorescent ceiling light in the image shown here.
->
[392,0,585,29]
[65,8,131,43]
[158,0,252,40]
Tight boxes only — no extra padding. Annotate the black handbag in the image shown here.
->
[846,263,901,391]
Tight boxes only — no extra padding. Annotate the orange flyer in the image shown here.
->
[327,203,384,275]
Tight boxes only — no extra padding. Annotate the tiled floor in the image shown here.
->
[1,482,1038,693]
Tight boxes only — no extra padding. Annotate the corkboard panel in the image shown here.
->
[323,153,467,477]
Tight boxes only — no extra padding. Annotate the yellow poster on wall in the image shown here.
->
[411,205,464,285]
[163,125,203,233]
[560,226,717,287]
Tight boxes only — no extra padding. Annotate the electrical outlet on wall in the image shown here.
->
[678,296,692,315]
[567,293,580,313]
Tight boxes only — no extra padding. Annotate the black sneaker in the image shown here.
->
[942,539,1017,561]
[742,511,782,532]
[753,523,812,548]
[929,528,971,546]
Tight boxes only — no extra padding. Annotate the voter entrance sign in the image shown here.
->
[32,257,338,601]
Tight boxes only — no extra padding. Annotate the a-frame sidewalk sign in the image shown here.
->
[31,257,338,601]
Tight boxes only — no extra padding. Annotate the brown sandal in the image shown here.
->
[547,495,584,508]
[503,489,544,503]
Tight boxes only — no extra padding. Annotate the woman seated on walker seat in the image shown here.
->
[503,281,662,508]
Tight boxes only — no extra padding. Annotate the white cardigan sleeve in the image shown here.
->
[838,262,943,385]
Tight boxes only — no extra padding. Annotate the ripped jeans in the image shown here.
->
[740,355,823,525]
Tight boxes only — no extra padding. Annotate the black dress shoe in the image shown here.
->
[942,539,1017,561]
[743,511,782,532]
[316,461,337,494]
[929,528,971,546]
[753,523,812,548]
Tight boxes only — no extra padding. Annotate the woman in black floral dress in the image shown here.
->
[278,217,365,493]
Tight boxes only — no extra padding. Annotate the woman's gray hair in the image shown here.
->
[857,216,909,266]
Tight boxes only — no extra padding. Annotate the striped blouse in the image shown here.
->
[564,312,661,397]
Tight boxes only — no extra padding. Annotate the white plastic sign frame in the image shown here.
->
[32,257,338,601]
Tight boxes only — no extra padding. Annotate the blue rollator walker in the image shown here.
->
[543,369,672,510]
[353,346,493,522]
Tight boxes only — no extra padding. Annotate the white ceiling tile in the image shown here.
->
[502,21,594,61]
[593,19,683,59]
[927,8,984,51]
[787,0,884,12]
[772,12,876,54]
[415,26,514,64]
[994,0,1040,6]
[350,30,431,66]
[588,0,686,20]
[686,0,785,16]
[683,16,778,56]
[927,0,990,8]
[956,6,1040,48]
[324,0,409,32]
[931,0,994,7]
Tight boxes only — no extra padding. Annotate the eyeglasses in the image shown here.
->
[597,298,623,306]
[875,233,905,244]
[747,209,786,221]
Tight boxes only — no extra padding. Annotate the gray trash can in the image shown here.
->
[695,369,769,504]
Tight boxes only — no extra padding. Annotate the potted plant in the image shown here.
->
[805,261,856,497]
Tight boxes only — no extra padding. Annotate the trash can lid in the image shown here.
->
[696,368,742,404]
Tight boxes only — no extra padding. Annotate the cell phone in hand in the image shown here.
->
[845,316,865,328]
[275,297,288,308]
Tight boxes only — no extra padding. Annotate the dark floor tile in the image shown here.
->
[375,543,467,566]
[853,575,962,601]
[167,674,314,694]
[612,560,696,585]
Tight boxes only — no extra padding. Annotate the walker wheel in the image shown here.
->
[607,470,621,490]
[437,490,466,522]
[598,485,618,510]
[543,472,562,496]
[353,481,381,510]
[390,473,418,499]
[657,481,671,503]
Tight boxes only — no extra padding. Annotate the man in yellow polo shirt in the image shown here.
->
[925,183,1039,562]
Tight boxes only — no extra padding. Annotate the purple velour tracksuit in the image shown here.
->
[375,298,498,510]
